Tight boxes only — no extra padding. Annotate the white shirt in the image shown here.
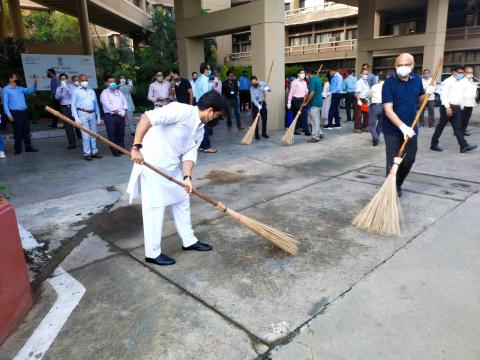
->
[421,77,435,101]
[441,75,465,108]
[190,80,197,98]
[366,82,384,104]
[462,77,477,107]
[355,78,370,98]
[127,102,205,207]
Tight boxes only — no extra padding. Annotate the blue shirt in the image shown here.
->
[195,74,211,101]
[330,72,343,94]
[71,86,100,121]
[3,84,36,117]
[343,75,357,93]
[250,81,271,107]
[238,75,250,90]
[50,76,61,96]
[382,73,425,137]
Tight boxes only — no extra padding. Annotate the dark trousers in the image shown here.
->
[419,100,435,127]
[384,133,417,188]
[226,98,242,128]
[104,113,125,155]
[368,103,383,141]
[240,90,250,110]
[354,98,369,130]
[251,101,268,136]
[60,105,77,146]
[328,93,342,127]
[345,92,355,122]
[200,126,212,149]
[51,98,60,127]
[292,97,309,134]
[461,106,473,132]
[431,106,467,150]
[11,110,33,153]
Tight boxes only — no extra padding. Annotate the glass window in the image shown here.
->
[466,51,476,62]
[290,36,311,46]
[346,29,357,40]
[299,0,305,8]
[285,2,290,12]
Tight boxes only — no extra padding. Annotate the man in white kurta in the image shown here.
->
[127,91,225,266]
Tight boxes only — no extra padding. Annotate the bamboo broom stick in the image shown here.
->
[46,106,299,255]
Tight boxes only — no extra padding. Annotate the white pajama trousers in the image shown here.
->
[141,198,198,258]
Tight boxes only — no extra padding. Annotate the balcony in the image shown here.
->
[226,39,357,65]
[446,26,480,51]
[285,2,358,25]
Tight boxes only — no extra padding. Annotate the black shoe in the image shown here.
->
[84,155,92,161]
[182,241,212,251]
[397,186,402,198]
[464,131,471,136]
[372,138,379,146]
[293,131,301,135]
[25,148,39,152]
[67,145,77,150]
[255,134,260,140]
[262,134,269,139]
[131,132,135,137]
[91,153,103,159]
[305,132,312,136]
[430,145,443,152]
[14,150,21,155]
[145,254,176,266]
[113,153,122,157]
[460,144,477,153]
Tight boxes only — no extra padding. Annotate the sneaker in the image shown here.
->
[333,126,342,130]
[0,151,6,159]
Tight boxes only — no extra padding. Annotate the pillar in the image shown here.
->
[0,1,8,39]
[251,21,285,130]
[422,0,448,72]
[7,0,25,40]
[355,0,375,74]
[76,0,93,55]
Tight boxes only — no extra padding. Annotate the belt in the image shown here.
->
[77,108,94,113]
[60,104,71,107]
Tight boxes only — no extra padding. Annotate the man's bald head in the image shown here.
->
[395,53,415,67]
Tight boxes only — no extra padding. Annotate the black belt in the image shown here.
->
[77,108,94,113]
[60,104,71,107]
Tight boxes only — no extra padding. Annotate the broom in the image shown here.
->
[282,64,323,145]
[241,60,275,145]
[352,58,443,236]
[46,106,299,255]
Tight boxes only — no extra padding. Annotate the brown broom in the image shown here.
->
[46,106,299,255]
[282,64,323,145]
[241,60,275,145]
[352,58,443,236]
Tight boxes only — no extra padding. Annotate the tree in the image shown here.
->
[23,10,81,44]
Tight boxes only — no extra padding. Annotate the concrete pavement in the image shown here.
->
[0,111,479,359]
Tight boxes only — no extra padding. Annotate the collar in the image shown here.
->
[193,106,204,130]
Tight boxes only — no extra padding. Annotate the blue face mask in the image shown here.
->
[455,74,465,81]
[109,82,117,90]
[207,70,211,77]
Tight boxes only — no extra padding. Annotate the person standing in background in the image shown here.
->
[360,63,377,87]
[196,63,217,153]
[239,70,251,111]
[55,73,78,149]
[222,70,243,130]
[148,70,172,108]
[119,75,137,136]
[287,69,310,136]
[366,73,386,146]
[250,75,272,140]
[190,72,198,104]
[210,69,222,95]
[420,69,435,127]
[343,69,357,122]
[172,70,193,105]
[461,66,477,136]
[326,67,343,129]
[306,72,324,143]
[47,68,62,129]
[321,74,331,124]
[354,68,370,133]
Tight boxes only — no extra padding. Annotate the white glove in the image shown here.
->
[425,85,435,95]
[264,86,270,92]
[287,103,291,110]
[119,109,126,117]
[357,100,362,106]
[399,123,416,139]
[257,105,262,110]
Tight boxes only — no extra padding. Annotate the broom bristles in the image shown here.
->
[352,162,403,236]
[241,116,259,145]
[224,208,299,255]
[282,117,299,145]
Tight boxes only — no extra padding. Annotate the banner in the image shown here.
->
[20,54,98,90]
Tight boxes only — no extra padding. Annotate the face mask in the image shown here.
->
[253,83,258,88]
[109,82,117,90]
[61,80,67,87]
[396,66,411,77]
[207,116,220,128]
[299,73,305,80]
[466,74,474,80]
[80,81,88,88]
[362,75,368,80]
[156,76,163,82]
[120,79,126,84]
[207,70,212,77]
[74,81,80,86]
[455,74,465,81]
[193,78,197,82]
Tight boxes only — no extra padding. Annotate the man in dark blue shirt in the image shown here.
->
[382,53,434,197]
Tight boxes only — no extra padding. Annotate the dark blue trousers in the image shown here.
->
[11,110,33,153]
[104,113,125,155]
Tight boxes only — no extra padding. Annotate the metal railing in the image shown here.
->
[446,26,480,41]
[285,2,357,18]
[228,51,252,61]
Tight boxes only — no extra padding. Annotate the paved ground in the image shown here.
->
[0,109,479,360]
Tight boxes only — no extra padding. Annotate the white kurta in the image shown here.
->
[127,102,205,208]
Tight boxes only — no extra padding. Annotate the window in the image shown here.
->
[299,0,305,8]
[289,35,311,46]
[315,31,344,43]
[392,21,417,35]
[285,2,290,12]
[346,29,357,40]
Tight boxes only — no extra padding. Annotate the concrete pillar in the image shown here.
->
[7,0,25,40]
[0,1,8,39]
[291,0,300,10]
[76,0,93,55]
[422,0,448,72]
[355,0,375,74]
[251,21,285,130]
[216,34,232,65]
[177,37,204,78]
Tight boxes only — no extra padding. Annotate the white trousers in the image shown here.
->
[309,106,323,139]
[141,198,198,258]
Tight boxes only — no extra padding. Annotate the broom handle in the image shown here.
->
[45,106,222,208]
[251,61,275,125]
[397,58,443,157]
[316,64,323,76]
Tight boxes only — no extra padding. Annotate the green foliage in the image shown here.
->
[219,65,252,80]
[0,183,14,200]
[204,38,217,68]
[0,37,25,86]
[24,10,81,44]
[285,65,304,78]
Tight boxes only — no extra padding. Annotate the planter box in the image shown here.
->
[0,199,33,345]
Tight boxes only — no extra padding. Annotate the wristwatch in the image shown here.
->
[183,175,192,180]
[132,143,143,149]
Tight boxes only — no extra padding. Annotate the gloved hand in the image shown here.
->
[264,86,270,92]
[287,103,291,110]
[257,105,262,110]
[399,123,416,139]
[425,85,435,95]
[119,109,126,117]
[357,100,362,106]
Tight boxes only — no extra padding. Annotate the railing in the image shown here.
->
[285,39,357,55]
[446,26,480,41]
[228,51,252,61]
[285,2,357,18]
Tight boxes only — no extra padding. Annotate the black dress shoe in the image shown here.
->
[460,144,477,153]
[430,145,443,152]
[305,132,312,136]
[14,150,21,155]
[397,186,402,198]
[145,254,176,266]
[84,155,92,161]
[262,134,269,139]
[293,131,301,135]
[25,148,39,152]
[464,131,471,136]
[91,153,103,159]
[372,138,379,146]
[182,241,212,251]
[67,145,77,150]
[255,134,260,140]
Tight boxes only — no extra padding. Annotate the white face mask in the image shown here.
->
[362,75,368,80]
[120,79,126,84]
[80,81,88,88]
[61,80,67,87]
[396,66,412,77]
[299,73,306,80]
[74,80,80,86]
[466,74,474,79]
